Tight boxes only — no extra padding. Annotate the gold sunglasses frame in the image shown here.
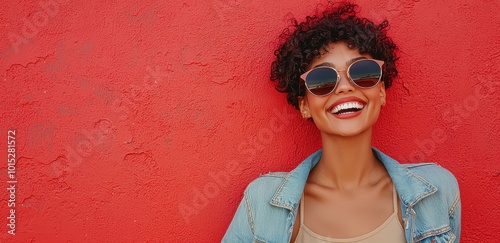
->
[299,59,385,97]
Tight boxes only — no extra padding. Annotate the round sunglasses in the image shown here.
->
[300,59,385,96]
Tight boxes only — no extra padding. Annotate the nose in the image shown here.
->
[334,70,355,94]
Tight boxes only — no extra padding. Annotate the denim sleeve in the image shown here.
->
[222,190,253,242]
[449,189,461,242]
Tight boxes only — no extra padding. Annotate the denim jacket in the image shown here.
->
[223,147,461,243]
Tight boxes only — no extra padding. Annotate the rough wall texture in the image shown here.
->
[0,0,499,242]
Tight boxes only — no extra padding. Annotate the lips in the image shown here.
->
[328,97,366,117]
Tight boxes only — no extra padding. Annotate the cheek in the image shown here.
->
[309,100,324,110]
[306,95,328,111]
[365,89,384,104]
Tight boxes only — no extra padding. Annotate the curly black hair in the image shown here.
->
[270,1,399,110]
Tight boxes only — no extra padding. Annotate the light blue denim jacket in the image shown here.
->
[223,147,461,243]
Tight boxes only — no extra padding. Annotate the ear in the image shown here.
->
[298,96,311,119]
[380,82,386,106]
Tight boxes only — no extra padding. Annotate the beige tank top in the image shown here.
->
[294,186,406,243]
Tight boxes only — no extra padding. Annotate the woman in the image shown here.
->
[223,2,461,242]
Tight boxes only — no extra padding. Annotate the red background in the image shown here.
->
[1,0,499,242]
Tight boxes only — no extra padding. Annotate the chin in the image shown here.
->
[319,126,364,137]
[331,129,365,137]
[323,122,375,137]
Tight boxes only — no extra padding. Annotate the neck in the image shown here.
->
[311,127,381,190]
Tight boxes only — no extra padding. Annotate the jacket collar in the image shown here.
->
[270,147,437,211]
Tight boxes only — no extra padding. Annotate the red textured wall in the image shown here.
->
[0,0,499,242]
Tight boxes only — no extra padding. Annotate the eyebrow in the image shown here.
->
[312,56,367,69]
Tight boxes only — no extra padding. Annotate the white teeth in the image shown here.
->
[331,102,364,114]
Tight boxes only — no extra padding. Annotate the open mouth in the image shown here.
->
[330,102,365,115]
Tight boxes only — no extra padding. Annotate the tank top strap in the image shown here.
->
[392,184,398,213]
[300,194,305,224]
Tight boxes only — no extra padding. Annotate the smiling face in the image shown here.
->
[298,42,386,137]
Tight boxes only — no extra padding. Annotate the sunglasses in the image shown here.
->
[300,59,385,96]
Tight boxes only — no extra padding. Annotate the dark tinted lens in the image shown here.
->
[306,67,338,95]
[349,60,382,87]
